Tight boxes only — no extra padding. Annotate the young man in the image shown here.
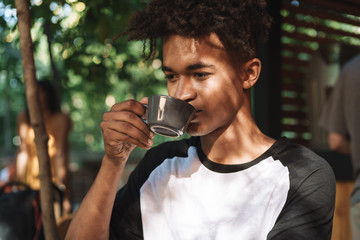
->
[66,1,336,239]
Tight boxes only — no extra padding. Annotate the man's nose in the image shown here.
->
[174,77,196,102]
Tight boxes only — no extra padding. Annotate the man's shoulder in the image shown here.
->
[273,137,334,174]
[273,138,336,200]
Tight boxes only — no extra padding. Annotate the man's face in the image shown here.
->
[162,34,248,136]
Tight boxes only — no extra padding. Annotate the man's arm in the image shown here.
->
[66,156,126,240]
[328,132,350,156]
[65,99,153,240]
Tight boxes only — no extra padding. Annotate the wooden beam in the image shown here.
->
[282,44,315,54]
[282,124,309,132]
[297,0,360,17]
[282,55,309,67]
[338,0,360,8]
[284,16,360,40]
[282,69,305,80]
[282,110,307,119]
[283,3,360,27]
[282,30,337,44]
[282,96,306,105]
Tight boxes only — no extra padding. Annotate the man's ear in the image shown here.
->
[242,58,261,89]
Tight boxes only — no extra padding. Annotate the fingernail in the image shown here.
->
[150,131,155,138]
[148,138,153,145]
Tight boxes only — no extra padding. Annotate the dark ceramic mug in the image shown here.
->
[143,95,195,137]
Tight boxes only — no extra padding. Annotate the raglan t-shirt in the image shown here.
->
[110,137,336,240]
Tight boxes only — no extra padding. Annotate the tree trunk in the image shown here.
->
[14,0,60,239]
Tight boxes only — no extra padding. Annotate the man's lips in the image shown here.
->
[190,110,202,123]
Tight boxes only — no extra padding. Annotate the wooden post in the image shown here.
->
[14,0,60,239]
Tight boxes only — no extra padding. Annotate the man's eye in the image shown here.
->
[194,72,210,79]
[165,74,177,81]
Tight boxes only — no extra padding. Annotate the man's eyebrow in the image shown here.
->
[186,62,215,71]
[162,62,215,72]
[162,66,174,72]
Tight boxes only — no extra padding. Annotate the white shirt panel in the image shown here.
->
[140,146,290,240]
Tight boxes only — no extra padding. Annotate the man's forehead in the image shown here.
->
[163,34,224,53]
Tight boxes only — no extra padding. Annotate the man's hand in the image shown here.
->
[66,100,153,240]
[101,98,154,164]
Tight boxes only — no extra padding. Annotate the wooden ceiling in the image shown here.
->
[331,0,360,11]
[300,0,360,17]
[277,0,360,146]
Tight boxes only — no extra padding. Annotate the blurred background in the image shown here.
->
[0,0,171,209]
[0,0,359,211]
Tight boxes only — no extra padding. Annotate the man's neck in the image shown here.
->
[200,115,275,165]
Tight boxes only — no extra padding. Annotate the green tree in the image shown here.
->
[0,0,167,163]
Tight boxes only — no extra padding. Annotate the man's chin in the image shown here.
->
[186,125,208,137]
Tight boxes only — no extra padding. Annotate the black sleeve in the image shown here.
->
[267,155,336,240]
[109,164,144,240]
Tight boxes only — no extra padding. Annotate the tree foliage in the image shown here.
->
[0,0,168,159]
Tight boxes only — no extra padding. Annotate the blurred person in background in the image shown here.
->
[319,53,360,240]
[15,79,73,216]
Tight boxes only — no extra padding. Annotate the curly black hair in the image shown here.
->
[121,0,272,62]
